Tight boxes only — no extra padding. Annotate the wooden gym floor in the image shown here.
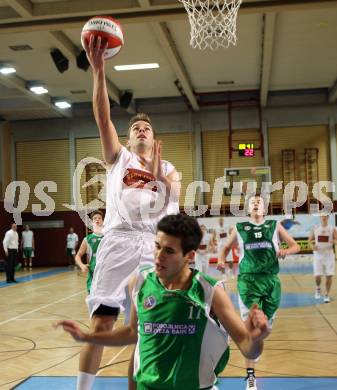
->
[0,257,336,389]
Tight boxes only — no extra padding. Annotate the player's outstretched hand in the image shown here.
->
[83,34,108,72]
[79,264,89,274]
[139,140,164,181]
[246,304,270,343]
[277,249,288,259]
[55,320,88,342]
[217,261,226,273]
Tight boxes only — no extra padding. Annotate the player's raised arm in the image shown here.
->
[211,285,270,360]
[84,35,122,165]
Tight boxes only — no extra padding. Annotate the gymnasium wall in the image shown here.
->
[9,125,331,211]
[16,139,70,212]
[6,102,337,216]
[157,132,195,205]
[269,125,331,203]
[202,129,265,205]
[0,201,13,259]
[0,122,13,199]
[20,210,85,266]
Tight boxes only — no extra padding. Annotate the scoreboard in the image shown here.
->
[238,143,255,157]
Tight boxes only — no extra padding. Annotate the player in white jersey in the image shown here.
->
[308,214,337,303]
[216,217,235,279]
[66,227,78,266]
[21,225,34,269]
[77,35,180,390]
[195,225,213,275]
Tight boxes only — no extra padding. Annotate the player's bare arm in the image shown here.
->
[75,239,89,273]
[333,228,337,245]
[218,228,238,269]
[277,224,300,257]
[211,285,269,360]
[308,231,317,251]
[84,35,122,165]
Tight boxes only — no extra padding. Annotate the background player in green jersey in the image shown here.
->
[75,211,104,293]
[58,213,270,390]
[218,195,300,390]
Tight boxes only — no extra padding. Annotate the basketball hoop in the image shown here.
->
[178,0,242,50]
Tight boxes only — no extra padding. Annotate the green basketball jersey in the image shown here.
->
[133,267,230,390]
[236,220,279,275]
[85,233,103,292]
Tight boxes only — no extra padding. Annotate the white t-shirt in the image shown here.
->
[67,233,78,249]
[104,147,179,234]
[22,230,34,248]
[313,225,335,253]
[3,229,19,251]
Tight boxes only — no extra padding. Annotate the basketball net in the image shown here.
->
[178,0,242,50]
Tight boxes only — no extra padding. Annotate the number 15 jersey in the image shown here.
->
[236,220,279,275]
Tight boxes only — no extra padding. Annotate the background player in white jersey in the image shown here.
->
[21,225,34,269]
[77,35,180,390]
[195,225,213,275]
[66,227,78,267]
[308,214,337,303]
[218,195,299,390]
[216,217,235,279]
[58,213,270,390]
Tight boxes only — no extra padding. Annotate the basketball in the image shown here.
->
[81,16,124,59]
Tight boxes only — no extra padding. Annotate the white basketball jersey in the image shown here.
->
[198,232,211,254]
[313,225,335,253]
[104,147,179,234]
[216,226,229,249]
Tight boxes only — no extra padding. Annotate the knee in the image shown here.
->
[92,318,114,332]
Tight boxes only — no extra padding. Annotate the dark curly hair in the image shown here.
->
[157,213,202,255]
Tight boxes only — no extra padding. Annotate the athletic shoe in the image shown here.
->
[245,374,257,390]
[314,288,321,299]
[324,295,330,303]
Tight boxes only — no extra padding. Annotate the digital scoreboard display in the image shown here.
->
[238,143,255,157]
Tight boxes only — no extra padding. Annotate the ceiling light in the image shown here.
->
[54,101,71,109]
[0,66,16,75]
[30,85,48,95]
[114,63,159,71]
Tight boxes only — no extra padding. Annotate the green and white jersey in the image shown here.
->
[133,267,230,390]
[85,233,103,292]
[236,220,279,275]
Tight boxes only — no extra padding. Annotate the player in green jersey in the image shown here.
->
[218,195,300,390]
[58,213,270,390]
[75,211,104,293]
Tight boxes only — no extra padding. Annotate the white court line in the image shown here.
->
[97,345,129,375]
[0,290,86,326]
